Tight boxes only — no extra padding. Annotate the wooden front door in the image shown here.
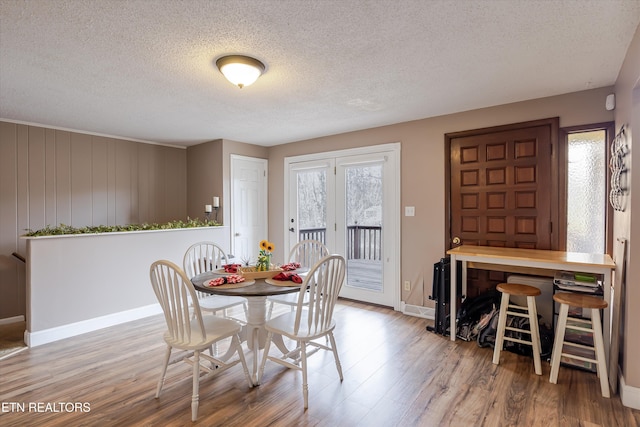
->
[446,118,559,295]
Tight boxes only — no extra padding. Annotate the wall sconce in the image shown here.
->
[216,55,265,88]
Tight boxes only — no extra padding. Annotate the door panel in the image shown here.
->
[336,153,396,307]
[340,159,384,293]
[451,126,552,249]
[231,156,267,263]
[448,120,558,297]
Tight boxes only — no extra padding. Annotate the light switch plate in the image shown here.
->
[405,206,415,216]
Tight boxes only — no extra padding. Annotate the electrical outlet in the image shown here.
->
[404,281,411,291]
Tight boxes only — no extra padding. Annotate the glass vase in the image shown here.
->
[257,253,271,271]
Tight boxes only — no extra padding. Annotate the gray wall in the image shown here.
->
[0,122,187,320]
[185,138,268,226]
[267,87,615,308]
[613,23,640,389]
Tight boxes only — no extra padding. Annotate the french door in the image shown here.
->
[286,144,400,308]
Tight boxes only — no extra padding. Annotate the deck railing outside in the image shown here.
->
[299,228,326,244]
[299,226,382,261]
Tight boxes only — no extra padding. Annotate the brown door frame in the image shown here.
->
[445,117,560,251]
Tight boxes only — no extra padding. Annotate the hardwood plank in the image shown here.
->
[0,300,637,426]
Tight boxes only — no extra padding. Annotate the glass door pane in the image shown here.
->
[288,160,334,253]
[297,168,327,243]
[344,163,383,292]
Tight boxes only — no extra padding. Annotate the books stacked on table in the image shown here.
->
[553,271,602,294]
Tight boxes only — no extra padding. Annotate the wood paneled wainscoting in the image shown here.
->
[0,300,637,426]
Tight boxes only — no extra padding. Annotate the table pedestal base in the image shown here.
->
[217,296,294,385]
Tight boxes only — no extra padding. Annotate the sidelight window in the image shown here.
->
[566,129,608,253]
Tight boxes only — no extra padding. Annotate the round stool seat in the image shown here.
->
[496,282,541,297]
[553,292,607,309]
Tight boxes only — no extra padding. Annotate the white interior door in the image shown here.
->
[285,144,400,309]
[231,155,268,263]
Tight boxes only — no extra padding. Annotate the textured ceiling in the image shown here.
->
[1,0,639,147]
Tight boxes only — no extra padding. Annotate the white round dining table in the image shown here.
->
[191,271,302,385]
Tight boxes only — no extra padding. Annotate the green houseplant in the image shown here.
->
[24,218,220,237]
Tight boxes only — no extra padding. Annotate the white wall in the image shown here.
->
[25,226,229,346]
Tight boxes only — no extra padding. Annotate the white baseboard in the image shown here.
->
[0,315,25,326]
[25,304,162,347]
[401,302,435,319]
[620,371,640,410]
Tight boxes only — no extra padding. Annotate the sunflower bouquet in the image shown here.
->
[256,240,275,271]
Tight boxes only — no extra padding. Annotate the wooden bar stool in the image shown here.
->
[493,283,542,375]
[549,292,609,398]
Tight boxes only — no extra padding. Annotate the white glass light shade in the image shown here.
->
[216,55,265,88]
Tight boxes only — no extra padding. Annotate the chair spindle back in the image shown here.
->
[150,260,206,345]
[294,255,346,335]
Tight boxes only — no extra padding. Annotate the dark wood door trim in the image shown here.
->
[444,117,560,251]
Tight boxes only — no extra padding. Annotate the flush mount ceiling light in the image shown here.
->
[216,55,265,88]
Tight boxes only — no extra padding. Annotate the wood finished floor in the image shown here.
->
[0,300,638,427]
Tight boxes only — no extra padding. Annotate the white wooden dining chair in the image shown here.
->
[149,260,252,422]
[258,254,346,409]
[266,239,329,319]
[183,241,248,322]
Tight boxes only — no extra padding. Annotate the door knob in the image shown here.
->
[289,227,295,233]
[235,233,241,237]
[452,236,461,245]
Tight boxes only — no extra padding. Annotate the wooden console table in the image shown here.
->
[446,246,616,385]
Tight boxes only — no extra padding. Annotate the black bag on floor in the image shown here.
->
[477,310,554,360]
[477,308,500,348]
[455,289,501,341]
